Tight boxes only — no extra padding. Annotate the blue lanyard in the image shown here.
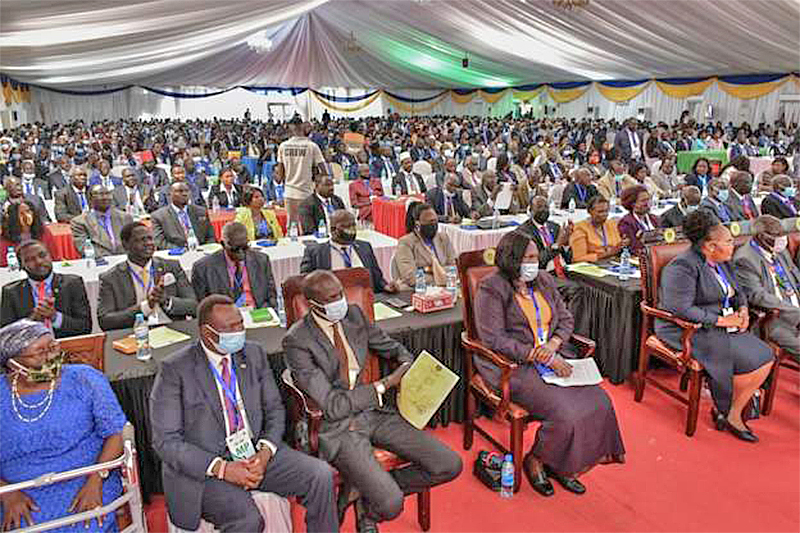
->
[576,183,587,202]
[772,193,797,214]
[208,359,241,430]
[424,239,440,263]
[750,240,796,295]
[714,264,732,309]
[335,246,352,268]
[129,262,156,293]
[526,286,553,377]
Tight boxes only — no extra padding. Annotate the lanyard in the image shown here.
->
[714,264,732,309]
[539,224,552,245]
[595,223,608,246]
[526,286,548,345]
[576,183,587,202]
[772,193,797,214]
[423,239,440,263]
[334,245,352,268]
[208,359,241,430]
[750,240,796,295]
[129,262,156,293]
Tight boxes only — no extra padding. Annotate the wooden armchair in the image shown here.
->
[59,332,107,371]
[280,267,431,531]
[456,250,595,493]
[636,240,709,436]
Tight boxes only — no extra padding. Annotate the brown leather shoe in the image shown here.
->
[523,451,554,497]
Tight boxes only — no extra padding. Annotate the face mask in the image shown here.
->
[784,186,797,198]
[773,235,788,254]
[717,189,729,202]
[519,262,539,282]
[418,222,438,241]
[207,326,246,354]
[684,204,698,214]
[614,174,623,182]
[311,296,348,323]
[193,156,201,162]
[337,229,356,245]
[9,353,64,383]
[22,173,35,180]
[533,210,550,224]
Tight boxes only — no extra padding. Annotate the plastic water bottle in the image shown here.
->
[568,197,576,213]
[84,240,96,267]
[134,313,152,362]
[500,454,514,498]
[211,195,220,212]
[394,183,402,197]
[317,219,328,239]
[275,184,285,203]
[276,291,287,328]
[6,249,18,271]
[289,221,299,242]
[187,227,199,251]
[446,265,458,299]
[415,267,427,294]
[492,208,500,229]
[619,247,631,281]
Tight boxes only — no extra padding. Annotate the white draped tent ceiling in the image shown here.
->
[1,0,799,90]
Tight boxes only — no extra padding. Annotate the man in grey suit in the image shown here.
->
[284,271,462,533]
[733,215,800,359]
[613,118,643,164]
[151,182,216,250]
[70,184,133,258]
[151,295,338,533]
[54,166,89,222]
[192,222,278,309]
[98,222,197,331]
[726,171,760,221]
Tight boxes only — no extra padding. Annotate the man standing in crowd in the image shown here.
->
[275,117,326,227]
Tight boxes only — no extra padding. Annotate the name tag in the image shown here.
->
[226,428,256,461]
[722,307,738,333]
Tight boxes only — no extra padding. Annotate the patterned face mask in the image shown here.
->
[9,352,64,383]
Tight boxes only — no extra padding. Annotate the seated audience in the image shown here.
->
[98,222,197,330]
[392,152,426,195]
[596,160,636,203]
[298,176,345,235]
[300,210,397,294]
[684,157,712,194]
[283,271,461,531]
[726,171,759,221]
[89,160,120,190]
[136,156,169,191]
[3,176,50,223]
[112,168,151,214]
[234,186,284,241]
[394,202,456,290]
[475,230,625,496]
[151,294,337,533]
[700,178,739,223]
[0,241,91,337]
[54,166,89,223]
[151,182,216,250]
[18,159,50,200]
[519,196,573,275]
[0,201,57,266]
[618,185,659,253]
[0,319,127,531]
[650,154,680,195]
[756,157,791,194]
[569,195,628,263]
[70,184,133,258]
[539,149,567,182]
[733,215,800,361]
[47,156,71,191]
[661,186,701,228]
[191,222,277,309]
[169,164,206,207]
[426,173,471,223]
[656,210,774,442]
[209,168,243,208]
[471,170,503,218]
[760,174,798,219]
[349,164,383,222]
[560,168,599,210]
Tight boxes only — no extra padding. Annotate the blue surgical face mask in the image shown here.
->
[717,189,729,202]
[784,186,797,198]
[684,204,699,214]
[312,296,348,323]
[520,262,539,282]
[208,326,246,354]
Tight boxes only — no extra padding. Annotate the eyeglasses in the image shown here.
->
[20,342,61,359]
[228,245,249,254]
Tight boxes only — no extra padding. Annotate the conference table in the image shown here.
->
[103,291,465,499]
[0,230,398,332]
[373,195,425,238]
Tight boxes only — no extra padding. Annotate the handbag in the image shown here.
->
[473,451,503,492]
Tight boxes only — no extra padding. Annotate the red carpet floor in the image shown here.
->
[144,368,800,532]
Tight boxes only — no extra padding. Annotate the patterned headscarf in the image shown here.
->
[0,319,51,368]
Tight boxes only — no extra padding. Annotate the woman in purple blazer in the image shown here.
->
[618,184,660,254]
[475,230,625,497]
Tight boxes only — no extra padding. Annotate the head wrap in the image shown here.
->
[399,152,412,162]
[0,319,51,368]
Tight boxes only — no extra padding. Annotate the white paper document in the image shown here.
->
[494,182,513,211]
[541,358,603,387]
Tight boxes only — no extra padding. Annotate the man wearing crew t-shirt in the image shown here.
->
[275,118,326,227]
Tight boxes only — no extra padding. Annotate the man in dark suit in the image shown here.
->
[113,167,153,214]
[151,294,338,533]
[560,168,599,209]
[733,215,800,360]
[98,222,197,331]
[2,175,50,223]
[0,240,91,338]
[192,222,278,309]
[47,156,71,191]
[70,184,133,258]
[661,186,701,228]
[426,174,470,223]
[392,153,426,195]
[700,179,739,223]
[54,166,89,222]
[300,210,397,294]
[760,175,798,219]
[538,149,566,182]
[726,171,760,221]
[151,182,216,250]
[284,271,461,532]
[519,196,573,274]
[182,156,209,194]
[89,160,122,190]
[230,157,253,185]
[370,144,399,185]
[298,176,345,235]
[18,159,51,200]
[137,158,169,191]
[614,118,643,164]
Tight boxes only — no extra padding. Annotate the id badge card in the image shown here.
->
[722,307,738,333]
[226,428,256,461]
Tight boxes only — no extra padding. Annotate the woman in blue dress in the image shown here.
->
[0,319,127,531]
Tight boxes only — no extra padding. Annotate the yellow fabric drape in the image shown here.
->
[449,91,476,104]
[478,89,509,104]
[512,87,544,101]
[596,80,651,102]
[654,78,715,98]
[547,85,590,103]
[717,76,791,100]
[311,91,382,112]
[384,92,448,114]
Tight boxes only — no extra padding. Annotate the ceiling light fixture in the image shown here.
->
[245,31,273,53]
[553,0,590,10]
[343,31,362,53]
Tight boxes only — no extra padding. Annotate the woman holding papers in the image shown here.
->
[476,230,625,497]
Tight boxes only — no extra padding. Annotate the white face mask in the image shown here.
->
[22,173,35,180]
[773,235,788,254]
[520,262,539,282]
[312,296,348,323]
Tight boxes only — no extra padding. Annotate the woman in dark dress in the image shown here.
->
[475,230,625,496]
[617,184,659,254]
[655,210,774,442]
[684,157,712,194]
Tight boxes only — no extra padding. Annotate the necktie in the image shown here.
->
[325,200,333,214]
[101,213,116,248]
[220,358,241,434]
[331,324,351,388]
[178,210,191,236]
[232,261,244,306]
[38,281,52,329]
[338,246,352,268]
[78,192,87,210]
[24,181,32,196]
[743,196,754,219]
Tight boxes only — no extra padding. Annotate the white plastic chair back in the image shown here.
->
[412,161,432,177]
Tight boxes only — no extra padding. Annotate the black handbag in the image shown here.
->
[473,451,503,492]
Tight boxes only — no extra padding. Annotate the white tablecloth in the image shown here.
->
[0,230,397,332]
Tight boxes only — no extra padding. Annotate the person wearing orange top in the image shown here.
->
[568,195,629,263]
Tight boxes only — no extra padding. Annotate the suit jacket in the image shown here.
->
[683,173,711,194]
[391,170,426,196]
[559,182,599,210]
[191,249,277,309]
[660,204,688,228]
[136,166,169,190]
[97,257,197,330]
[89,173,122,189]
[539,161,566,181]
[725,191,759,221]
[47,168,69,191]
[426,187,470,221]
[0,273,91,338]
[208,183,243,209]
[20,178,51,200]
[617,212,660,253]
[70,208,133,258]
[595,173,637,201]
[54,187,88,223]
[300,240,388,293]
[394,231,456,289]
[112,184,150,211]
[283,305,412,461]
[298,194,345,235]
[348,178,383,220]
[760,193,798,219]
[518,219,572,270]
[699,197,739,223]
[150,341,285,530]
[370,156,398,180]
[614,128,643,163]
[475,271,575,389]
[151,204,216,250]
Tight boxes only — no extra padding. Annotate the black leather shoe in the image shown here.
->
[544,465,586,495]
[523,452,554,497]
[711,407,725,430]
[355,498,380,533]
[719,418,759,443]
[337,484,359,525]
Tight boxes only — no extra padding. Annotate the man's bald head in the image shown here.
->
[753,214,783,236]
[530,196,548,211]
[303,270,343,305]
[681,185,702,206]
[773,174,792,192]
[730,171,753,195]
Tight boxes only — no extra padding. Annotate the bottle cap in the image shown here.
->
[504,454,513,461]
